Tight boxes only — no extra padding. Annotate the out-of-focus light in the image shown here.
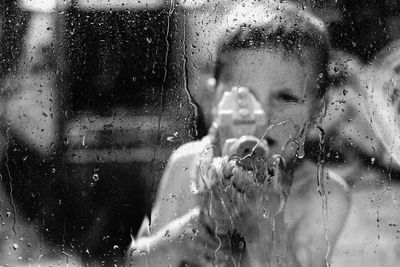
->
[177,0,210,9]
[19,0,71,12]
[77,0,165,10]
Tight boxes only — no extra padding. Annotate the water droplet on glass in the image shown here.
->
[164,230,170,238]
[296,146,305,159]
[262,208,269,219]
[192,228,199,236]
[167,132,179,142]
[93,173,99,182]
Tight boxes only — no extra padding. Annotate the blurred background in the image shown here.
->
[0,0,400,266]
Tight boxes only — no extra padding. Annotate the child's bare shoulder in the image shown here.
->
[150,137,213,231]
[285,160,351,232]
[290,160,350,196]
[168,137,212,164]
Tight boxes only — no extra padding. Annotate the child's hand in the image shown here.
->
[202,152,289,243]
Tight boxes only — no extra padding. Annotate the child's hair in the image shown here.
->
[214,1,331,98]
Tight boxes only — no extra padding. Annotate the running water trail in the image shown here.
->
[5,120,17,236]
[152,0,175,168]
[315,125,331,267]
[271,157,288,267]
[182,10,199,138]
[149,0,175,219]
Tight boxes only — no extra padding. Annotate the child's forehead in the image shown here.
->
[220,47,318,68]
[219,48,319,82]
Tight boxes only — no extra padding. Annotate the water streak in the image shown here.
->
[315,125,331,267]
[182,10,199,138]
[149,0,176,221]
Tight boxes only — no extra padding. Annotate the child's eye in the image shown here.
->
[276,92,299,103]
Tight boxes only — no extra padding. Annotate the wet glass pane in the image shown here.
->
[1,0,400,266]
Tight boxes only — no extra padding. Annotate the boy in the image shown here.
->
[128,1,350,266]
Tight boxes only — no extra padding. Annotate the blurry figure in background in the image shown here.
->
[313,41,400,266]
[0,0,30,163]
[353,41,400,169]
[0,1,84,266]
[128,1,350,266]
[323,42,400,178]
[366,40,400,167]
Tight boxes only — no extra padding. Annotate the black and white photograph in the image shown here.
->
[1,0,400,266]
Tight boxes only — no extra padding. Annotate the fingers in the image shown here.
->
[231,164,257,194]
[198,146,215,190]
[201,154,235,190]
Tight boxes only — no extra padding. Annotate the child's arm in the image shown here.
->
[127,207,219,267]
[150,138,213,233]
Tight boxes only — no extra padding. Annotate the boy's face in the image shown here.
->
[215,47,322,160]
